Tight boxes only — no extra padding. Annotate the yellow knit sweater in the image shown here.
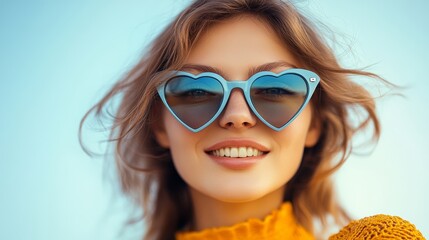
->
[176,202,425,240]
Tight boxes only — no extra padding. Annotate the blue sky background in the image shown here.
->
[1,0,428,239]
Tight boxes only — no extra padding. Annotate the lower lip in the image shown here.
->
[208,155,265,170]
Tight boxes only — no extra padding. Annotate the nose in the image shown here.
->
[219,89,257,130]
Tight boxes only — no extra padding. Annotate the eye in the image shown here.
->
[177,89,219,103]
[184,89,213,97]
[257,88,295,97]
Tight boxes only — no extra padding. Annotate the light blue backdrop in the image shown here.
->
[1,0,428,239]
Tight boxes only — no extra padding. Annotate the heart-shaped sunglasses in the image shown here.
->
[157,68,320,132]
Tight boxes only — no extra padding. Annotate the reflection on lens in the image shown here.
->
[165,76,223,129]
[251,74,307,128]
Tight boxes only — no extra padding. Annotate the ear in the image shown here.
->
[304,118,321,147]
[152,108,170,148]
[154,125,170,148]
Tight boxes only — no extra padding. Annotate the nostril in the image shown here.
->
[242,122,252,127]
[223,120,254,129]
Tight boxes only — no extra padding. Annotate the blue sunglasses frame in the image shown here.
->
[157,68,320,132]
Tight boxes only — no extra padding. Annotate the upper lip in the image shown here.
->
[204,139,270,152]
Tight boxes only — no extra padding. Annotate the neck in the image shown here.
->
[189,186,285,231]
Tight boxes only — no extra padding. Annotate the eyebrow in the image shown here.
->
[179,61,298,78]
[248,61,297,76]
[179,64,226,76]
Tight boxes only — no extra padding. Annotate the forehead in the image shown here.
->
[184,15,300,78]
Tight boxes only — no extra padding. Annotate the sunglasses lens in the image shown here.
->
[250,74,308,128]
[164,76,223,129]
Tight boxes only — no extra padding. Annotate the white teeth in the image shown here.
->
[247,147,253,156]
[211,147,264,158]
[230,148,238,157]
[238,147,246,157]
[225,148,230,157]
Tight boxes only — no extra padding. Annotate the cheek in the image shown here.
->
[272,107,313,178]
[162,112,204,184]
[163,112,195,155]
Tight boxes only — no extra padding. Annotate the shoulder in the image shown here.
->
[329,214,425,240]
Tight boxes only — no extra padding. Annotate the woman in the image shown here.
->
[80,0,424,239]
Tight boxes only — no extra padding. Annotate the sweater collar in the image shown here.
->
[175,202,314,240]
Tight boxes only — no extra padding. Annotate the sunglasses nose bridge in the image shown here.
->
[227,81,247,88]
[224,81,251,108]
[219,81,257,130]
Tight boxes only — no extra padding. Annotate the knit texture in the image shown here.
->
[176,202,425,240]
[175,202,314,240]
[329,214,425,240]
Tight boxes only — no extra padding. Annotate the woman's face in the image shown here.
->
[155,15,320,203]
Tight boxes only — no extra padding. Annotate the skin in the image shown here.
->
[155,15,320,231]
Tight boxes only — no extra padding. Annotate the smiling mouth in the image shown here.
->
[208,147,267,158]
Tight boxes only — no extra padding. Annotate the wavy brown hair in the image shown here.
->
[80,0,390,239]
